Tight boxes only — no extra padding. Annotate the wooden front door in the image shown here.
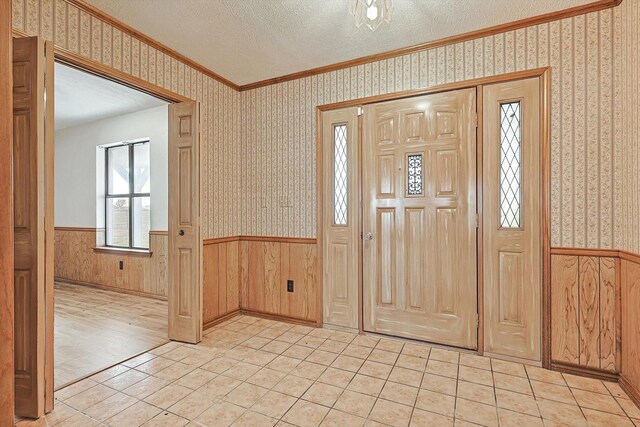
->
[482,78,541,361]
[13,36,55,418]
[362,88,478,349]
[168,101,202,344]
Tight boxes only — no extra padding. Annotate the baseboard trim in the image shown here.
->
[203,309,242,330]
[620,375,640,408]
[55,278,168,301]
[239,309,318,327]
[550,361,619,381]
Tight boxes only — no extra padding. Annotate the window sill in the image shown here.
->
[92,247,153,258]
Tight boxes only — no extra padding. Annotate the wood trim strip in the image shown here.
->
[238,0,621,91]
[240,309,318,328]
[203,236,317,246]
[92,247,153,258]
[619,250,640,264]
[551,247,621,257]
[620,374,640,410]
[54,278,168,301]
[550,361,619,382]
[64,0,240,91]
[540,68,552,369]
[317,68,550,112]
[54,226,98,232]
[149,230,168,236]
[203,309,242,331]
[0,0,14,422]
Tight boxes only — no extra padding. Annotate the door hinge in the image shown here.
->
[476,314,479,329]
[357,106,364,116]
[474,113,478,128]
[475,213,479,229]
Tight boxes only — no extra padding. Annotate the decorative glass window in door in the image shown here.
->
[407,154,423,196]
[333,124,348,225]
[499,101,522,228]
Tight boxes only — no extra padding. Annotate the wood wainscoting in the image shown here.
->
[551,248,640,406]
[54,228,168,298]
[203,236,318,328]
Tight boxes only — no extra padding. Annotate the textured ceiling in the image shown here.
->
[84,0,595,85]
[55,63,167,130]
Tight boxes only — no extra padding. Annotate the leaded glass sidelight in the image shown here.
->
[499,101,522,228]
[334,124,348,225]
[407,154,423,196]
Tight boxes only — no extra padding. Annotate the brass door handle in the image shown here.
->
[178,230,185,236]
[364,232,373,241]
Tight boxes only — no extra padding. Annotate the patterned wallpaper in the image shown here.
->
[240,8,621,249]
[12,0,627,249]
[12,0,242,239]
[619,0,640,253]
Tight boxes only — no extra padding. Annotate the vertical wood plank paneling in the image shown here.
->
[217,242,227,315]
[599,256,616,371]
[264,241,280,314]
[578,256,600,367]
[551,255,579,364]
[621,259,640,400]
[247,241,264,312]
[226,241,239,312]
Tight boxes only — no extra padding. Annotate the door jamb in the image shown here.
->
[316,66,552,367]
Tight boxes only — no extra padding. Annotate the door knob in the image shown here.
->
[178,229,185,236]
[364,232,373,241]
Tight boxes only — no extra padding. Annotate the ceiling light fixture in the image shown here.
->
[351,0,393,31]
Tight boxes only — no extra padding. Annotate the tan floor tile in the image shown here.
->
[425,360,458,379]
[91,364,131,383]
[290,361,328,381]
[395,354,428,372]
[455,398,498,427]
[459,353,492,371]
[83,391,138,422]
[306,350,339,366]
[226,347,256,361]
[380,381,419,406]
[275,331,306,344]
[297,336,326,349]
[283,344,315,360]
[231,410,277,427]
[309,328,335,340]
[493,372,533,395]
[64,384,118,411]
[251,390,298,418]
[225,382,269,408]
[536,398,586,424]
[201,357,239,374]
[154,362,196,381]
[105,401,162,427]
[224,361,263,381]
[243,350,278,366]
[272,374,314,397]
[104,369,150,391]
[122,376,172,399]
[376,339,404,353]
[342,345,374,360]
[388,366,423,387]
[604,381,630,399]
[458,365,493,387]
[302,382,344,406]
[317,367,355,388]
[497,408,544,427]
[331,355,365,372]
[359,360,393,379]
[144,411,190,427]
[617,397,640,419]
[262,340,293,355]
[175,368,218,390]
[491,359,527,378]
[421,372,457,396]
[562,374,609,394]
[247,367,288,388]
[242,336,272,350]
[457,381,495,406]
[573,388,625,415]
[196,401,246,427]
[56,412,101,427]
[330,331,357,344]
[530,381,575,405]
[282,400,330,427]
[144,384,192,409]
[582,408,635,427]
[415,389,456,417]
[429,348,460,364]
[136,357,177,375]
[168,390,216,419]
[368,349,399,365]
[495,388,540,417]
[525,366,565,386]
[320,409,365,427]
[346,374,385,396]
[401,343,431,359]
[43,403,80,426]
[410,408,454,427]
[198,375,242,398]
[369,398,413,427]
[351,336,379,348]
[318,340,349,354]
[54,378,98,401]
[333,390,377,418]
[267,355,302,373]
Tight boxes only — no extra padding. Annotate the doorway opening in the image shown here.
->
[53,62,170,389]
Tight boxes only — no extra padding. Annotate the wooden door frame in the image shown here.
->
[316,66,552,367]
[9,30,198,415]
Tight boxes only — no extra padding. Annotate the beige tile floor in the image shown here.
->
[18,314,640,427]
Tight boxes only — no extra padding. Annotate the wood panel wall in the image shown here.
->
[551,254,617,372]
[54,228,168,298]
[620,256,640,405]
[203,237,318,327]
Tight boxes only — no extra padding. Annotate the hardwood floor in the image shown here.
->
[54,282,168,389]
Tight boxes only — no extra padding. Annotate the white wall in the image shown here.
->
[55,104,169,230]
